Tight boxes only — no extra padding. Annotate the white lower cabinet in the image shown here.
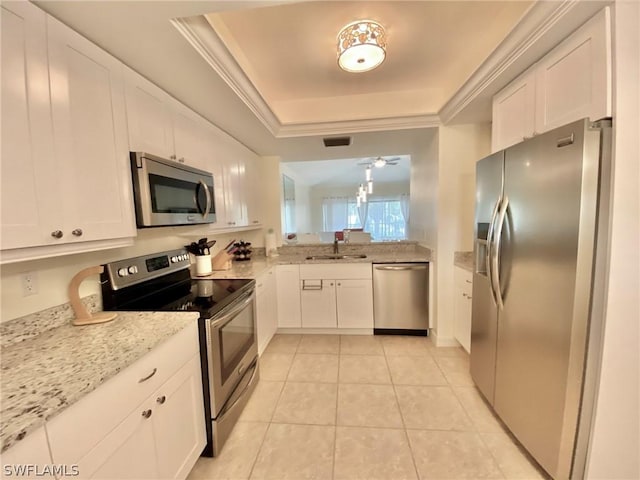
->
[298,264,374,330]
[300,280,337,328]
[256,267,278,355]
[276,265,302,328]
[0,426,55,479]
[336,279,374,329]
[46,324,205,480]
[453,267,473,353]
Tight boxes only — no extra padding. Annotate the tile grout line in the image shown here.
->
[331,336,342,480]
[382,338,422,480]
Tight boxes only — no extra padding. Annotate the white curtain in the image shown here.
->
[399,193,410,228]
[357,201,369,229]
[322,196,349,231]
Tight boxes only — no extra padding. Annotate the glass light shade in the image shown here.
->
[374,158,386,168]
[337,20,386,73]
[365,167,372,181]
[367,180,373,194]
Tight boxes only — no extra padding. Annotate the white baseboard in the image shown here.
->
[276,328,373,335]
[430,330,461,347]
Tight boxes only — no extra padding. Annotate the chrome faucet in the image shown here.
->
[333,238,339,254]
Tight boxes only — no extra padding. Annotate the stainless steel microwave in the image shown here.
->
[130,152,216,227]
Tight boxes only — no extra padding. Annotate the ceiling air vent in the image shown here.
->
[323,136,352,147]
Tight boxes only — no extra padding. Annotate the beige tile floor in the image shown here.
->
[188,334,548,480]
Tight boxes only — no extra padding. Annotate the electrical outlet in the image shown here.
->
[21,272,38,296]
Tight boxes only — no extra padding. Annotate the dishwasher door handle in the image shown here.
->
[374,265,428,271]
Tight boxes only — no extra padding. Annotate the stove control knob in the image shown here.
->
[117,268,128,277]
[128,266,138,274]
[171,256,178,263]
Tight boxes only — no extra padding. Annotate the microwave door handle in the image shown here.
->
[197,180,212,218]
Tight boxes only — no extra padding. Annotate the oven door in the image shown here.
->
[131,152,215,227]
[205,289,258,417]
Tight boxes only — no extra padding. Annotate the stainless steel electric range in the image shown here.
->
[100,248,259,457]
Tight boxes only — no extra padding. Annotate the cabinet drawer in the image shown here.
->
[300,263,372,280]
[47,323,198,465]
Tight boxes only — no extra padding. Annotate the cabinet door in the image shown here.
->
[124,68,175,158]
[47,17,135,243]
[301,280,337,328]
[172,105,211,170]
[257,269,278,355]
[244,154,263,227]
[491,68,536,152]
[76,399,158,480]
[1,427,55,479]
[1,2,57,250]
[276,265,301,328]
[453,268,472,353]
[153,356,205,480]
[535,7,611,133]
[222,158,247,228]
[336,279,374,329]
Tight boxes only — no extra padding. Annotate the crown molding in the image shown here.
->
[439,0,609,124]
[171,16,282,136]
[176,0,608,136]
[172,16,440,138]
[276,114,440,138]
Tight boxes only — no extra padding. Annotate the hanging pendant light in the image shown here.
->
[337,20,387,73]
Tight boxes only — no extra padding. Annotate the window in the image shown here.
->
[321,195,408,241]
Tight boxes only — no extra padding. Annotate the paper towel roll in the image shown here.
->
[265,231,278,257]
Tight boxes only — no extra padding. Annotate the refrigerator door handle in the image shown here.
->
[493,196,509,310]
[486,197,502,306]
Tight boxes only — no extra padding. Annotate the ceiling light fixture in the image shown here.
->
[337,20,386,73]
[374,158,386,168]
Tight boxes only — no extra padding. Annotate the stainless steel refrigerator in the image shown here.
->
[471,118,611,479]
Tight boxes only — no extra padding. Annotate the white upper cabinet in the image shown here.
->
[1,2,135,258]
[171,104,214,171]
[244,154,264,227]
[492,7,611,152]
[534,7,611,133]
[1,2,56,250]
[124,68,175,159]
[47,16,135,245]
[491,68,536,152]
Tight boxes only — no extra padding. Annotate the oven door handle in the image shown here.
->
[217,361,258,419]
[209,290,254,329]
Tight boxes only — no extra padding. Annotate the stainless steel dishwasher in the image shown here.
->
[373,263,429,335]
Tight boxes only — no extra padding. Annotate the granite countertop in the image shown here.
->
[198,249,432,280]
[0,311,198,453]
[454,251,474,272]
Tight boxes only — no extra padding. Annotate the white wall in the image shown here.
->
[260,155,284,246]
[409,124,491,345]
[309,182,410,233]
[0,227,264,323]
[280,163,312,233]
[586,1,640,477]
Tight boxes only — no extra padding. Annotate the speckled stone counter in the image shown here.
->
[198,245,431,280]
[454,251,474,272]
[0,310,198,453]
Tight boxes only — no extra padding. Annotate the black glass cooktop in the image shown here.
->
[102,268,254,319]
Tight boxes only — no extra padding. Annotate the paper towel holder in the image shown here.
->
[68,265,117,326]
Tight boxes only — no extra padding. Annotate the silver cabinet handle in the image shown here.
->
[72,229,83,237]
[51,230,63,239]
[178,157,185,163]
[374,265,427,271]
[156,395,166,405]
[252,220,259,224]
[170,155,176,160]
[465,279,471,284]
[138,367,157,383]
[141,409,152,419]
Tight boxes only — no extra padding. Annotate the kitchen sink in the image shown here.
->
[305,254,368,260]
